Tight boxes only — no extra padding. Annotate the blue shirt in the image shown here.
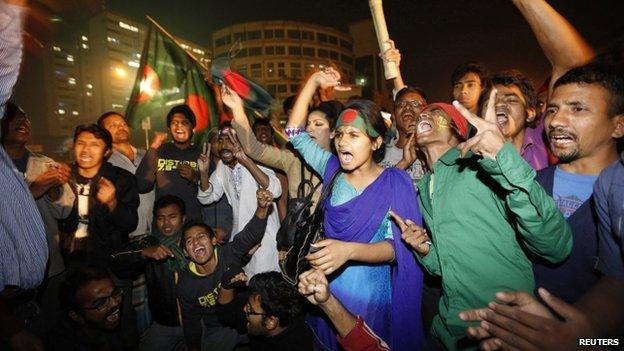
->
[595,153,624,280]
[0,3,48,291]
[553,167,597,218]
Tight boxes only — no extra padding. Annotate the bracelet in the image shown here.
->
[284,126,305,139]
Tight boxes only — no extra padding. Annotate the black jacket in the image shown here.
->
[64,162,139,274]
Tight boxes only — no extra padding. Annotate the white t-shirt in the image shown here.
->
[380,137,425,190]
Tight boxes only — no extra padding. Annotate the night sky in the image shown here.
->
[107,0,624,101]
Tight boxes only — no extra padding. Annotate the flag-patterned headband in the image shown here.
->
[334,109,380,138]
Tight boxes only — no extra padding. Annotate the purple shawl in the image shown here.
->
[321,157,425,350]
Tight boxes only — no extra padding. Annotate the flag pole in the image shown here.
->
[145,15,209,71]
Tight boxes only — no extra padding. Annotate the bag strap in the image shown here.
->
[312,169,341,216]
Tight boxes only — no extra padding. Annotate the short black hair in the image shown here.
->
[166,104,196,128]
[180,220,215,249]
[342,99,387,163]
[554,63,624,117]
[96,111,125,129]
[451,62,490,88]
[73,124,113,150]
[59,266,111,313]
[394,86,428,104]
[491,70,538,110]
[153,194,186,217]
[252,118,272,132]
[1,101,26,144]
[282,95,297,115]
[248,272,304,328]
[310,100,344,129]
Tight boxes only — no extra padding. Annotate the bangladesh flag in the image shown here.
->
[126,21,218,146]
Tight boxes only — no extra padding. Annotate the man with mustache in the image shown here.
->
[98,111,155,240]
[197,122,282,278]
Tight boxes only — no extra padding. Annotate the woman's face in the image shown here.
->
[332,125,380,172]
[306,111,332,151]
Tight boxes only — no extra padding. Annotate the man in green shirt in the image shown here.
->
[392,92,572,350]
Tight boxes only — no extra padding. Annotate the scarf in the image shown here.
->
[153,229,187,272]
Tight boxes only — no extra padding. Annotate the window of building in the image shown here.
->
[248,30,261,40]
[248,47,262,56]
[233,32,246,41]
[288,46,302,56]
[302,47,315,57]
[237,65,248,75]
[216,35,231,47]
[330,51,339,60]
[275,46,285,55]
[318,49,329,58]
[317,33,327,43]
[328,35,338,45]
[341,54,353,65]
[267,62,275,77]
[301,31,314,40]
[277,84,287,93]
[340,39,352,50]
[238,48,248,57]
[251,63,262,78]
[267,84,276,94]
[290,84,299,93]
[265,46,275,55]
[277,62,285,77]
[290,62,301,78]
[287,29,300,39]
[274,29,285,38]
[264,29,274,39]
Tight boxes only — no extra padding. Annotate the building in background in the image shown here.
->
[211,20,356,104]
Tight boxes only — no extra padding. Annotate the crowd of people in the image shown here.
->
[1,0,624,350]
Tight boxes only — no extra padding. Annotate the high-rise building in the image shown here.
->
[211,21,356,103]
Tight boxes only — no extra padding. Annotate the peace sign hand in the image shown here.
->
[453,89,506,160]
[198,142,211,173]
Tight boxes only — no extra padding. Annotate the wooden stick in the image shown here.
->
[368,0,398,80]
[145,15,209,71]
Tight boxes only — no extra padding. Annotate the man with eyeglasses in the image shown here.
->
[49,267,127,350]
[136,104,203,221]
[177,189,273,351]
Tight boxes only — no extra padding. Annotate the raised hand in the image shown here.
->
[311,67,352,91]
[388,210,431,255]
[298,269,331,306]
[178,163,196,182]
[396,132,418,170]
[96,177,117,211]
[453,89,506,160]
[150,132,168,150]
[256,188,274,209]
[306,239,352,275]
[197,142,211,173]
[220,84,244,112]
[141,245,174,260]
[379,39,401,68]
[226,128,247,161]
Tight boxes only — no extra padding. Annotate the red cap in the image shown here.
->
[421,102,470,140]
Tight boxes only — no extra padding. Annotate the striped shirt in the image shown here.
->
[0,2,48,291]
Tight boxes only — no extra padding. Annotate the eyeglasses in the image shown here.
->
[396,100,424,110]
[244,304,266,317]
[81,288,124,312]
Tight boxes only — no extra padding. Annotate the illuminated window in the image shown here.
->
[58,109,66,115]
[68,77,76,85]
[72,111,79,116]
[118,21,139,33]
[66,55,74,62]
[81,43,89,49]
[86,83,93,89]
[127,61,140,68]
[52,46,61,52]
[81,35,88,41]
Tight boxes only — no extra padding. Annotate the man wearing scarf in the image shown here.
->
[113,194,189,351]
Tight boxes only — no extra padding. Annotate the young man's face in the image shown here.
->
[169,113,193,143]
[74,132,108,173]
[453,72,482,111]
[245,293,269,336]
[254,124,273,145]
[415,107,457,148]
[494,84,535,141]
[3,113,31,145]
[545,83,624,163]
[394,92,426,135]
[71,278,122,331]
[217,130,236,164]
[183,225,216,265]
[155,204,185,236]
[102,114,130,144]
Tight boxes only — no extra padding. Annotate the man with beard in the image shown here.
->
[49,267,126,350]
[178,189,273,351]
[197,122,282,277]
[457,63,624,351]
[98,112,155,239]
[391,93,572,350]
[451,62,490,115]
[136,104,203,221]
[113,195,189,351]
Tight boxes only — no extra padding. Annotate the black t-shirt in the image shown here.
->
[12,154,29,174]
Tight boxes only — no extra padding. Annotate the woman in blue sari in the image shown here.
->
[285,68,425,351]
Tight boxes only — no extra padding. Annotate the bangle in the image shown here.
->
[284,127,305,139]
